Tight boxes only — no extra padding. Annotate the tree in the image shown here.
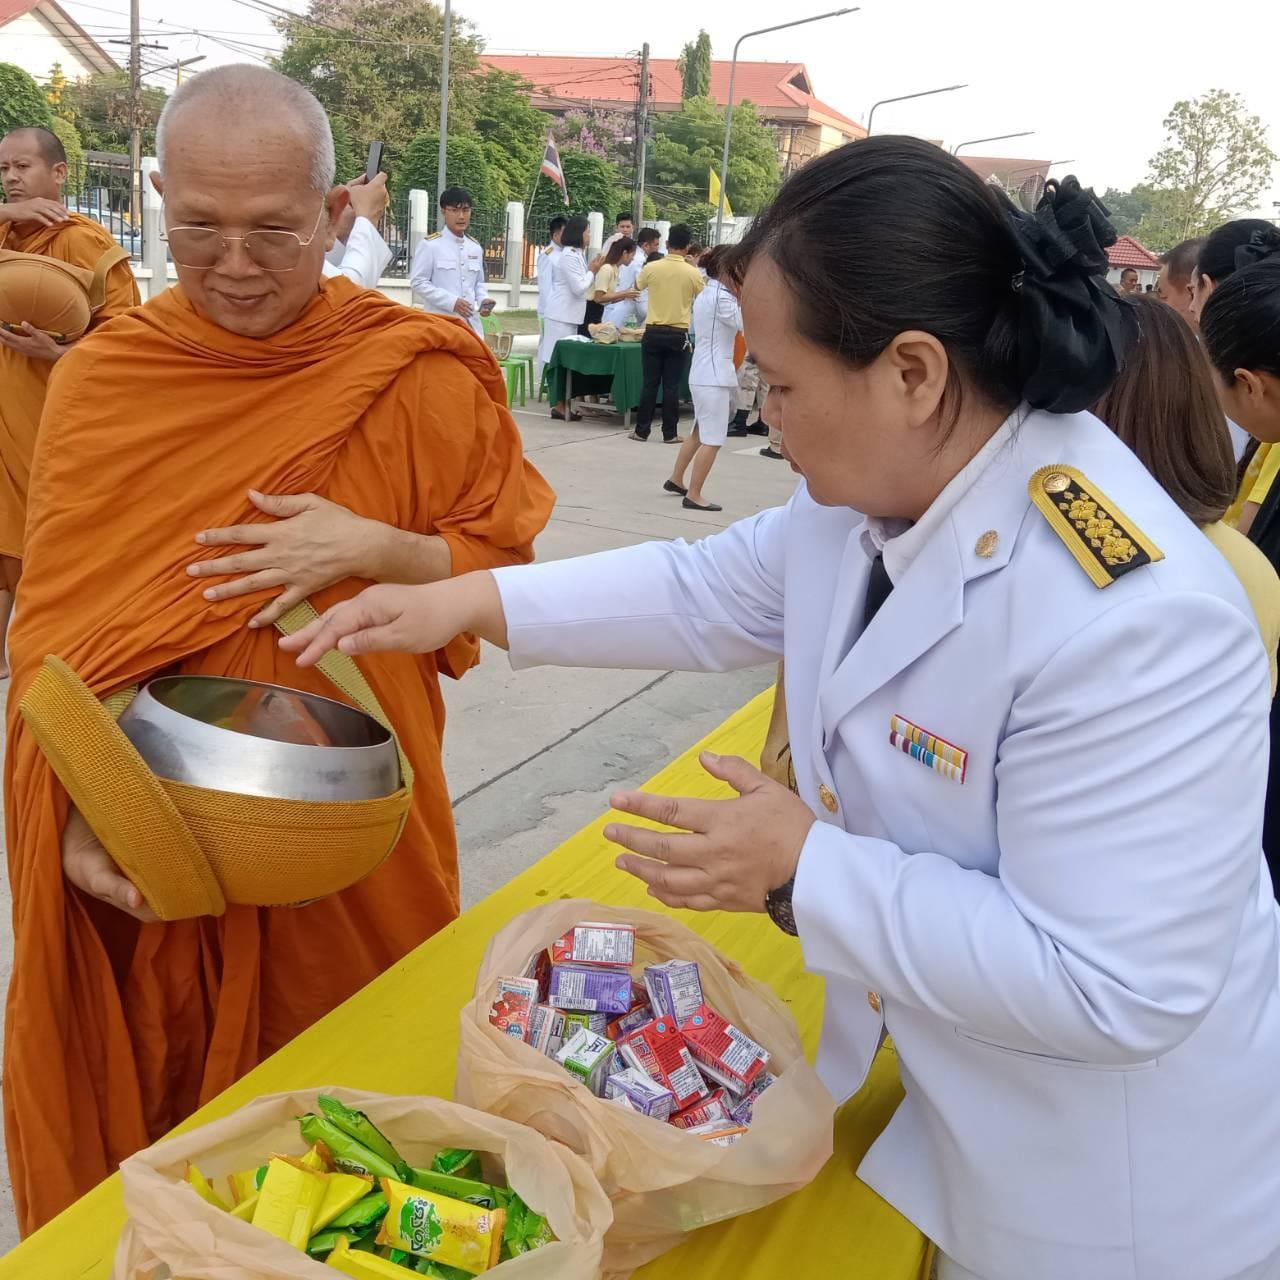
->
[1144,90,1276,243]
[0,63,54,135]
[472,70,549,203]
[330,116,361,183]
[50,116,85,198]
[677,31,712,102]
[649,96,779,216]
[274,0,482,157]
[528,147,619,233]
[46,61,68,109]
[398,132,496,209]
[59,71,165,153]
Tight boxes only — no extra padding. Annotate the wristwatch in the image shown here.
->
[765,876,798,936]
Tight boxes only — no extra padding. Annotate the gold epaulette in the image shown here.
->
[1029,465,1163,588]
[426,231,442,240]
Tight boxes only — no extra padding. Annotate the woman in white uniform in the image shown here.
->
[539,214,593,421]
[286,138,1280,1280]
[665,246,743,512]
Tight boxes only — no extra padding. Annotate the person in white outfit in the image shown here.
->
[409,184,491,337]
[666,246,742,511]
[538,214,593,421]
[628,228,661,325]
[286,139,1280,1280]
[322,171,393,289]
[532,215,565,387]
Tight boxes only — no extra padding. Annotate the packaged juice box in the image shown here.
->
[668,1088,732,1130]
[561,1010,610,1037]
[555,1027,616,1095]
[643,960,706,1024]
[618,1017,707,1109]
[548,964,632,1014]
[522,947,552,1002]
[729,1070,777,1125]
[488,976,539,1042]
[551,922,636,968]
[679,1004,769,1092]
[529,1004,567,1056]
[604,1068,676,1121]
[606,1003,654,1041]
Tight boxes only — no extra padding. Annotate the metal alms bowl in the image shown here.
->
[116,675,401,803]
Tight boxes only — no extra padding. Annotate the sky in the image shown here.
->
[56,0,1280,217]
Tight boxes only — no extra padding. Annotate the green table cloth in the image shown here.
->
[544,338,689,417]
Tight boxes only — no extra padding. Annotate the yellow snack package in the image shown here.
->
[376,1177,504,1275]
[227,1164,267,1205]
[315,1171,375,1231]
[230,1192,259,1222]
[298,1142,332,1173]
[251,1156,329,1249]
[185,1163,230,1212]
[325,1235,420,1278]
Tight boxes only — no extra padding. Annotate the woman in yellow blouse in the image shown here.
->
[1094,295,1280,690]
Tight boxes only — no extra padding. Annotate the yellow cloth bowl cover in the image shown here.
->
[0,244,129,341]
[19,655,412,922]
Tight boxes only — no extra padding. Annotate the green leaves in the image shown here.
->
[0,63,54,136]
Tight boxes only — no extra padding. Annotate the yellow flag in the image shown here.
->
[709,168,733,220]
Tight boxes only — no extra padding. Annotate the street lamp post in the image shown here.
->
[865,83,967,136]
[951,131,1036,156]
[714,7,858,243]
[436,0,452,232]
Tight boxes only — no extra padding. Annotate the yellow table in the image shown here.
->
[0,689,931,1280]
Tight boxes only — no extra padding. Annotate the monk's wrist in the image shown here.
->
[367,524,451,585]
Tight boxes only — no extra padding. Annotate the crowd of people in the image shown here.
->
[3,57,1280,1280]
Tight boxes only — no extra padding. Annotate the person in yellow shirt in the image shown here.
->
[630,223,704,443]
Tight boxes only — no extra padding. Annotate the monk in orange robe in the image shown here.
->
[0,126,140,672]
[3,67,554,1233]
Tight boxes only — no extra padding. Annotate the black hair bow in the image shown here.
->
[1235,226,1280,272]
[1002,177,1135,414]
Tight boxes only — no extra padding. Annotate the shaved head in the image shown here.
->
[2,127,66,167]
[156,64,335,194]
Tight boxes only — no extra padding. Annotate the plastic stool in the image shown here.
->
[498,358,528,407]
[508,351,535,399]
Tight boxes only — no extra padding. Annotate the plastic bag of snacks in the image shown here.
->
[112,1087,612,1279]
[457,901,836,1276]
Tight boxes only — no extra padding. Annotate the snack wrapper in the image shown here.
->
[551,922,636,968]
[299,1114,400,1182]
[617,1018,707,1110]
[548,965,632,1015]
[326,1235,419,1277]
[252,1157,328,1249]
[407,1168,503,1210]
[643,960,705,1025]
[318,1095,409,1180]
[488,977,538,1043]
[555,1028,615,1096]
[315,1172,375,1231]
[431,1149,483,1180]
[728,1071,777,1126]
[377,1177,505,1273]
[112,1087,613,1280]
[679,1003,769,1092]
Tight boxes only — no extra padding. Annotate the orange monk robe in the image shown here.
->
[0,213,140,558]
[3,276,555,1233]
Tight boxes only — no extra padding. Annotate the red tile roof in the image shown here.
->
[481,55,864,138]
[0,0,38,19]
[1107,235,1162,270]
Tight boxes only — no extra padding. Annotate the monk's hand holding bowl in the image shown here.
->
[605,754,815,914]
[190,489,450,629]
[0,320,68,363]
[61,808,158,923]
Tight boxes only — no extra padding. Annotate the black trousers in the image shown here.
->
[636,326,689,440]
[1244,484,1280,901]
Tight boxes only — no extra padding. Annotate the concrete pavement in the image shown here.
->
[0,393,796,1249]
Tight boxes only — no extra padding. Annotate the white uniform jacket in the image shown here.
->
[542,247,593,327]
[410,228,488,335]
[493,408,1280,1280]
[533,242,561,317]
[322,216,393,290]
[689,280,742,388]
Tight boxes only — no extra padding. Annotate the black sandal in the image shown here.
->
[663,480,688,496]
[551,409,583,421]
[682,497,722,512]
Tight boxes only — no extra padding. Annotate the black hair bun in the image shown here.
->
[1003,177,1134,414]
[1235,226,1280,273]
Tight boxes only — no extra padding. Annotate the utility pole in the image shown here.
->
[634,43,649,226]
[129,0,141,224]
[436,0,452,232]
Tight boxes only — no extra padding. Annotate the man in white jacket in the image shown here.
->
[409,185,491,337]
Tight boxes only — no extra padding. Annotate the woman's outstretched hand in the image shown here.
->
[279,571,509,667]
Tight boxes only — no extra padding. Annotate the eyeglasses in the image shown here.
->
[161,203,326,272]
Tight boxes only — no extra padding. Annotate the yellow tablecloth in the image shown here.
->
[0,688,931,1280]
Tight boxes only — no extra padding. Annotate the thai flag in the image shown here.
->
[540,135,570,206]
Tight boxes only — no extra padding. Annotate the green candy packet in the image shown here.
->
[306,1227,360,1259]
[413,1260,474,1279]
[318,1095,410,1179]
[298,1113,399,1182]
[428,1147,481,1180]
[328,1190,389,1231]
[406,1167,502,1210]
